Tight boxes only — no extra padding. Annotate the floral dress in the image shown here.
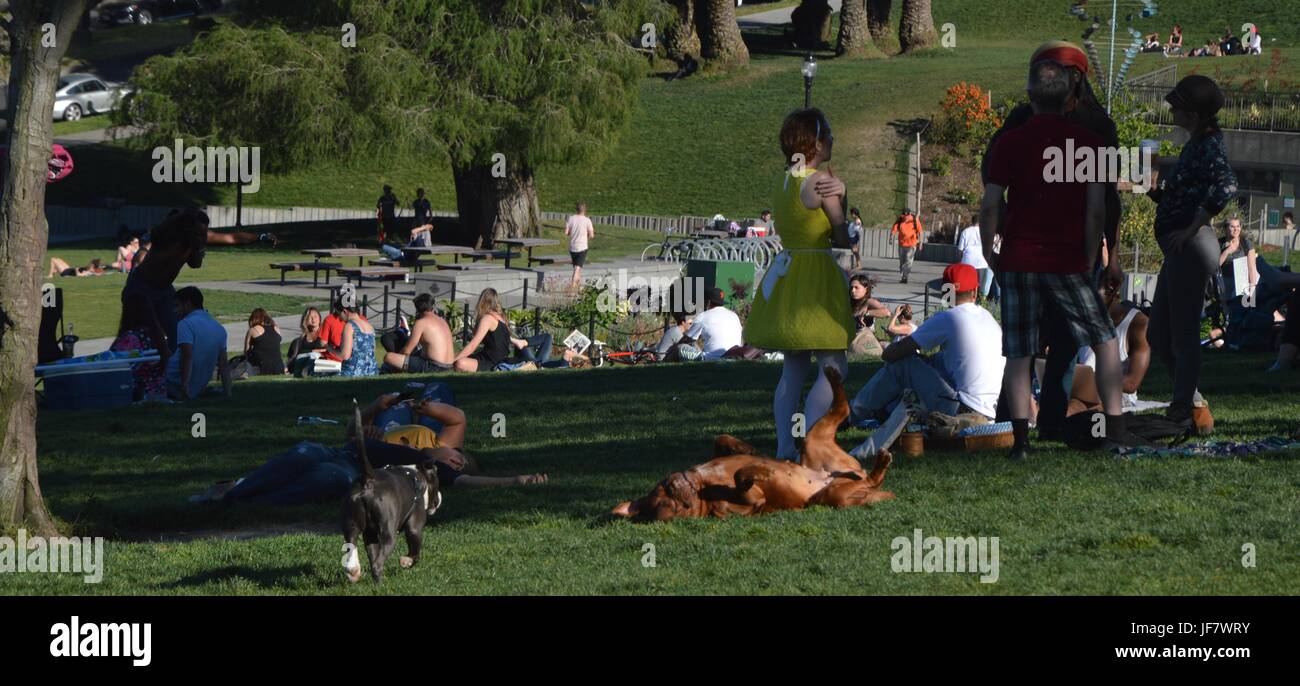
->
[340,321,378,377]
[110,328,165,400]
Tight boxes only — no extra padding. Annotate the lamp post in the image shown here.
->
[801,53,817,108]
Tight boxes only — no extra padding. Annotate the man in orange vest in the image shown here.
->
[891,209,924,284]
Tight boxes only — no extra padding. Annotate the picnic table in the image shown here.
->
[401,244,477,265]
[301,247,379,267]
[495,237,560,269]
[694,229,730,239]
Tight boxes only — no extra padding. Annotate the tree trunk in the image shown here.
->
[898,0,937,53]
[663,0,700,63]
[867,0,894,51]
[451,158,540,250]
[836,0,875,57]
[695,0,748,71]
[1,0,90,538]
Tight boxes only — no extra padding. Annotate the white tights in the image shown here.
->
[773,350,848,460]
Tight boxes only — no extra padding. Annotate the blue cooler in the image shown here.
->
[41,366,135,410]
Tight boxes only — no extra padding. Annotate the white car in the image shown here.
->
[52,74,134,122]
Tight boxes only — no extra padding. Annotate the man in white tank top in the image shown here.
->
[1068,298,1153,413]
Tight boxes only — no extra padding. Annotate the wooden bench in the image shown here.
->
[529,255,571,266]
[465,249,521,262]
[271,261,342,287]
[436,262,504,271]
[369,257,439,273]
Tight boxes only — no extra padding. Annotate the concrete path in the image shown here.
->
[738,0,840,28]
[54,124,145,148]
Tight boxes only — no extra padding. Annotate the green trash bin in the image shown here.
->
[686,259,755,310]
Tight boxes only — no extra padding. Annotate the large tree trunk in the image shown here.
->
[836,0,875,57]
[663,0,700,63]
[867,0,895,51]
[695,0,748,71]
[1,0,90,537]
[451,158,541,250]
[791,0,834,50]
[898,0,937,53]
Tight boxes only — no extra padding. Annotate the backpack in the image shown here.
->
[1062,411,1191,450]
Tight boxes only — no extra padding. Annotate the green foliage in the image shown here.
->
[930,153,951,177]
[124,0,668,173]
[1118,192,1161,270]
[547,283,622,335]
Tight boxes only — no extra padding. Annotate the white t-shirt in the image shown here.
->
[566,214,594,252]
[166,309,227,398]
[909,302,1005,418]
[957,225,989,270]
[685,306,743,360]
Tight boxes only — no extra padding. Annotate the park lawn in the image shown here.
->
[52,117,118,136]
[4,351,1297,595]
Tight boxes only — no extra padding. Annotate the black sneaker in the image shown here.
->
[901,276,909,284]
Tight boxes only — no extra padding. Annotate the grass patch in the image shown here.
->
[5,350,1298,594]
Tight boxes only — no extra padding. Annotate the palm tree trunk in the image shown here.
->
[0,0,91,538]
[867,0,895,51]
[836,0,876,57]
[663,0,701,63]
[899,0,937,53]
[696,0,749,71]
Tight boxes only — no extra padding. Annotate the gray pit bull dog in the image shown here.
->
[341,404,442,583]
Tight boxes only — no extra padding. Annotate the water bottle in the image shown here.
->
[297,416,340,426]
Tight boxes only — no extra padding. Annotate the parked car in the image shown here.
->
[97,0,222,27]
[52,74,134,122]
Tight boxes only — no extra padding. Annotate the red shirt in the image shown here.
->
[986,114,1102,273]
[319,314,345,362]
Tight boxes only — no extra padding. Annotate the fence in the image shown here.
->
[1122,84,1300,133]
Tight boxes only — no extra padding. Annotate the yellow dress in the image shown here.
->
[744,168,853,351]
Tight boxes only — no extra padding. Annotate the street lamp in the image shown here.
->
[801,53,817,108]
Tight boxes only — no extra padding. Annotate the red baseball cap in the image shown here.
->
[943,263,980,294]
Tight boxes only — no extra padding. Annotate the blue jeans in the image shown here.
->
[225,441,359,506]
[851,355,962,420]
[517,333,553,365]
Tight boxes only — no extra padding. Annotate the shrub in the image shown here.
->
[929,82,1003,152]
[931,153,952,177]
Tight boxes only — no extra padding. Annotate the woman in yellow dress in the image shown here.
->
[746,108,854,460]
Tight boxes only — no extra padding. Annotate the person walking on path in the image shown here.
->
[411,187,432,230]
[745,108,854,461]
[376,185,399,243]
[565,202,595,289]
[891,209,923,283]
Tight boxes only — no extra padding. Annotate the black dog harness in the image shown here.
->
[382,465,426,524]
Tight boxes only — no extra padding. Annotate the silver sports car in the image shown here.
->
[52,74,134,122]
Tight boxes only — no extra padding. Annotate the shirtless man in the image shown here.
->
[120,208,276,348]
[1066,290,1151,414]
[384,293,455,373]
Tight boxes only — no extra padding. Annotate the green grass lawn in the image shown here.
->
[4,351,1297,595]
[52,116,118,136]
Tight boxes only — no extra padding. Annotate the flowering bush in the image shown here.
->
[928,82,1002,150]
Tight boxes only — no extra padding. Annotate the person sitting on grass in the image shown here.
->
[885,304,917,343]
[654,312,693,361]
[288,307,328,360]
[111,236,140,273]
[165,286,232,401]
[1268,287,1299,372]
[243,308,286,376]
[47,257,105,277]
[849,274,890,357]
[670,287,743,361]
[383,293,455,373]
[1065,291,1153,415]
[337,300,378,377]
[190,391,547,505]
[452,288,514,372]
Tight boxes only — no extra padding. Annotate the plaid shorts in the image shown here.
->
[998,271,1115,359]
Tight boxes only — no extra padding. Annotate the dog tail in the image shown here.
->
[353,400,375,484]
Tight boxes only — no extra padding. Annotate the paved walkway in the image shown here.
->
[738,0,840,27]
[54,125,145,148]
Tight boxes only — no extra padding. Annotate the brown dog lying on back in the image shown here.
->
[612,367,894,522]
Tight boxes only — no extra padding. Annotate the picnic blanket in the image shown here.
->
[1112,436,1300,459]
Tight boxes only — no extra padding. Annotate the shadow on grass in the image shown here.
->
[160,564,319,591]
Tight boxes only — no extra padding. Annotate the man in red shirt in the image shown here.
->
[890,210,923,283]
[980,59,1138,458]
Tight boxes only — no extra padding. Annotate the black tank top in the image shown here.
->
[249,328,285,375]
[474,316,512,366]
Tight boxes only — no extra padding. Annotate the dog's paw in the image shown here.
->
[345,566,362,583]
[399,556,415,568]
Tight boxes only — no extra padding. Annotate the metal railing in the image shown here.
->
[1122,84,1300,132]
[642,235,784,270]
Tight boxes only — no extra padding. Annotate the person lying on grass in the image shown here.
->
[190,392,547,505]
